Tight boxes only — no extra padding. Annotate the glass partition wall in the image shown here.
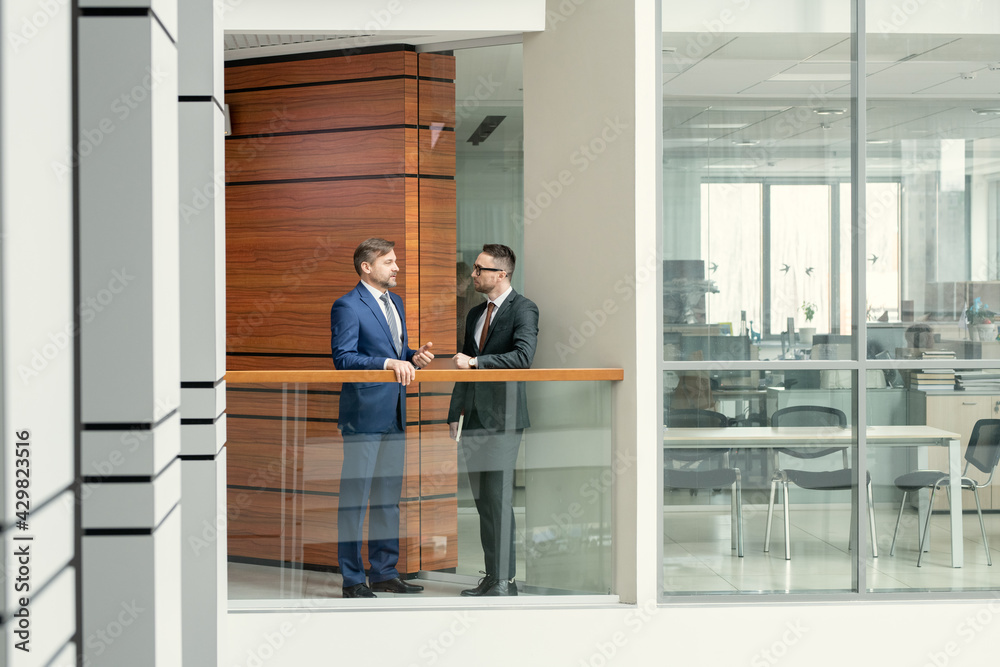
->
[227,378,613,603]
[661,2,1000,596]
[863,24,1000,592]
[225,42,613,606]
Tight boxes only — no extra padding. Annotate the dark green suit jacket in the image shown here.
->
[447,289,539,431]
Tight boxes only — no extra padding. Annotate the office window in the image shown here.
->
[700,183,763,332]
[663,1,1000,598]
[840,182,900,332]
[453,43,614,596]
[769,184,833,334]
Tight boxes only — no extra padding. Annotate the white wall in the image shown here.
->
[226,601,1000,666]
[1,0,76,663]
[178,0,228,664]
[522,0,660,607]
[662,0,1000,34]
[223,0,546,33]
[77,5,182,665]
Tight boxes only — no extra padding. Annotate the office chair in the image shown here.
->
[729,412,769,480]
[889,418,1000,566]
[664,409,743,557]
[764,406,878,561]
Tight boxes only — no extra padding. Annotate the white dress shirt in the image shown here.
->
[361,280,402,369]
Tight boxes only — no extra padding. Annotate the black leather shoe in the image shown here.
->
[342,583,376,598]
[460,573,497,597]
[370,577,424,594]
[484,578,518,596]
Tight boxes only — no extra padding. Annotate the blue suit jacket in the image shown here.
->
[330,282,415,434]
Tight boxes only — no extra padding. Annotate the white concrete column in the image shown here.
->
[522,0,660,604]
[1,1,77,665]
[77,2,182,665]
[177,1,227,664]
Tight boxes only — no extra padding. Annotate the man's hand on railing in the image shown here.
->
[386,358,416,385]
[453,353,474,369]
[412,341,434,368]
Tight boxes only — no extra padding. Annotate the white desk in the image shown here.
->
[664,426,964,567]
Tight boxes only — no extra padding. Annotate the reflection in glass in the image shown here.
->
[454,42,524,314]
[663,30,853,360]
[663,369,858,595]
[863,107,1000,359]
[862,20,1000,590]
[867,374,1000,591]
[226,380,612,600]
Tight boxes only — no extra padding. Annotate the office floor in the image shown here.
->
[227,500,1000,601]
[663,501,1000,594]
[228,506,528,600]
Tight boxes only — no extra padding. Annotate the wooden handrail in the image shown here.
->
[225,367,624,384]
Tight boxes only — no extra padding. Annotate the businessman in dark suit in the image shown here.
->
[331,238,434,598]
[448,244,538,597]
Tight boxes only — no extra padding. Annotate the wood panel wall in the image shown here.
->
[225,46,457,576]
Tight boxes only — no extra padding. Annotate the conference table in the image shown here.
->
[664,425,964,567]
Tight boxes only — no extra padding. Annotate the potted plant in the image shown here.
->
[799,300,817,345]
[966,298,998,341]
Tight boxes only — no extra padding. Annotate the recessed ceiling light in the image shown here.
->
[732,140,759,146]
[662,47,678,53]
[664,137,715,143]
[707,105,792,112]
[707,163,759,169]
[972,108,1000,115]
[814,108,846,116]
[685,123,750,129]
[770,73,850,82]
[866,139,891,144]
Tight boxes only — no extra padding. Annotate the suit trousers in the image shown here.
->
[337,426,404,588]
[461,411,523,581]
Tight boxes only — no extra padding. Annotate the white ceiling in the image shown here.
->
[223,31,1000,176]
[661,32,1000,177]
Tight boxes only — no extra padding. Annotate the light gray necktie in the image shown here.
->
[380,293,401,356]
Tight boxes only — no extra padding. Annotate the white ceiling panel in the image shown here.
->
[660,34,738,59]
[814,34,960,63]
[867,34,961,62]
[774,62,851,78]
[739,79,852,96]
[706,33,846,61]
[910,35,1000,61]
[866,61,989,94]
[918,69,1000,95]
[866,105,955,134]
[665,59,800,95]
[455,44,523,102]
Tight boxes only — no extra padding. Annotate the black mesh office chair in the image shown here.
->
[889,418,1000,566]
[664,409,743,557]
[764,406,878,560]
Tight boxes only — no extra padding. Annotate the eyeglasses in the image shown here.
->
[473,264,504,276]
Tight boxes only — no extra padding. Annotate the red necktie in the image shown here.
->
[479,302,495,352]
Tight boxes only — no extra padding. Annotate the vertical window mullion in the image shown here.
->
[762,182,772,336]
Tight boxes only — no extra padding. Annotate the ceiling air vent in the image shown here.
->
[467,116,506,146]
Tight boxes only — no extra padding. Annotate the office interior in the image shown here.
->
[6,1,1000,666]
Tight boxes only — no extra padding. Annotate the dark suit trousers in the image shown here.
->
[337,426,404,588]
[461,411,522,580]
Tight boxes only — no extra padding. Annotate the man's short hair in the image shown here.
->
[354,238,395,276]
[481,243,515,275]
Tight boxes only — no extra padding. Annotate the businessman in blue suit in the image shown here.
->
[331,238,434,598]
